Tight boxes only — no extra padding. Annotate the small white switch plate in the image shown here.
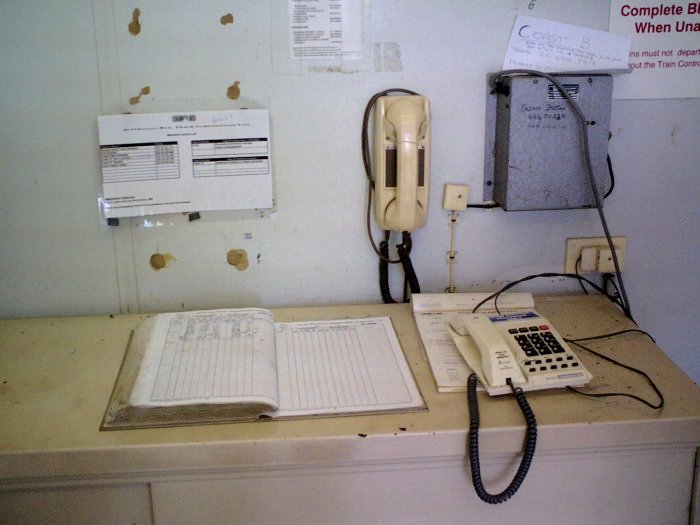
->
[443,184,469,211]
[564,236,627,274]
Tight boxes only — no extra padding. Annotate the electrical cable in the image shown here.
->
[397,232,421,295]
[568,328,656,345]
[471,272,630,319]
[379,231,420,303]
[602,272,622,305]
[604,154,616,199]
[574,256,590,295]
[492,70,632,319]
[564,334,665,410]
[467,374,537,504]
[468,202,500,209]
[379,233,396,303]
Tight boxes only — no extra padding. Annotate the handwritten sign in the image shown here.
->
[503,15,631,73]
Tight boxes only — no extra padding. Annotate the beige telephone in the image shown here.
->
[373,96,430,232]
[449,311,592,396]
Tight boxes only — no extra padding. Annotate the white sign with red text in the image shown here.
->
[610,1,700,99]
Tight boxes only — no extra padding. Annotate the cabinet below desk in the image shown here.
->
[0,484,151,525]
[1,296,699,524]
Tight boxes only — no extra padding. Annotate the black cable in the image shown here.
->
[493,70,631,319]
[467,374,537,504]
[468,202,501,209]
[564,337,664,410]
[604,154,616,199]
[397,232,420,296]
[567,328,656,345]
[471,272,629,319]
[379,231,420,303]
[379,232,396,304]
[602,272,622,306]
[574,256,589,295]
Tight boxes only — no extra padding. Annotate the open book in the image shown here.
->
[102,308,424,429]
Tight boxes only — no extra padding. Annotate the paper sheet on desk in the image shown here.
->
[411,293,534,392]
[503,16,631,73]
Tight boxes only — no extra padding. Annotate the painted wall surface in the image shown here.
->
[1,1,698,382]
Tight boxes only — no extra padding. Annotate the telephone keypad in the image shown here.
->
[510,325,581,375]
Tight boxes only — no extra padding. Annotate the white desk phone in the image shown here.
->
[449,310,592,396]
[449,310,593,504]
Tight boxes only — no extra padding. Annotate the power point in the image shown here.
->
[564,236,627,274]
[579,246,599,272]
[597,247,617,273]
[443,184,469,211]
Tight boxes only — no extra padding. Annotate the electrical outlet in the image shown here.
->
[564,236,627,274]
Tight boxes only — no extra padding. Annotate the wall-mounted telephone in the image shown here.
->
[449,311,592,395]
[373,95,430,233]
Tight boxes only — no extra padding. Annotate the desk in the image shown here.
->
[1,295,699,524]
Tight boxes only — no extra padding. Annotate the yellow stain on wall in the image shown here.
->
[226,249,249,271]
[129,85,150,105]
[149,252,175,271]
[128,8,141,35]
[227,81,241,100]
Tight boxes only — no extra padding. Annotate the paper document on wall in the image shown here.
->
[503,15,631,73]
[289,0,363,60]
[609,0,700,99]
[412,293,535,392]
[98,110,273,218]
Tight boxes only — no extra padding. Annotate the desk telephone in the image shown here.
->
[449,310,592,395]
[450,311,592,504]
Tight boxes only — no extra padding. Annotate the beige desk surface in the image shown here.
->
[1,294,699,487]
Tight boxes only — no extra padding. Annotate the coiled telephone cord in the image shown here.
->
[467,373,537,504]
[379,231,420,303]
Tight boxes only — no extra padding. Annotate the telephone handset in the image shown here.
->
[373,95,430,233]
[449,311,592,395]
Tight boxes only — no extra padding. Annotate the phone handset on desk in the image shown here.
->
[449,311,593,504]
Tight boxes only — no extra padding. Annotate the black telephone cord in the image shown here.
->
[467,373,537,504]
[379,233,396,303]
[379,231,420,303]
[396,232,420,296]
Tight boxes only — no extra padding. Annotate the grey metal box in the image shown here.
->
[491,74,612,211]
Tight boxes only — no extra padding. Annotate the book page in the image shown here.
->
[129,308,279,409]
[273,317,423,417]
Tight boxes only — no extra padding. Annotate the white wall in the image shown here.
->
[1,1,698,383]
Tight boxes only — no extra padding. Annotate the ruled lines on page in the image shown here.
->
[274,317,423,416]
[130,308,278,408]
